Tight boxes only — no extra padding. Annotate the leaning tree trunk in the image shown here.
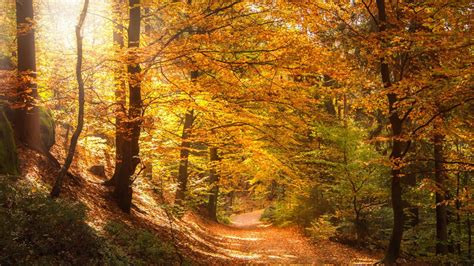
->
[175,109,194,205]
[376,0,405,264]
[15,0,42,151]
[114,0,142,213]
[105,0,126,187]
[50,0,89,197]
[208,147,220,221]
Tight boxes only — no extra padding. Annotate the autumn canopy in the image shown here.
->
[0,0,472,264]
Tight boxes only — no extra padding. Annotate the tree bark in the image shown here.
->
[455,171,461,255]
[376,0,405,263]
[468,212,472,260]
[434,129,448,254]
[175,109,194,205]
[466,172,472,260]
[15,0,42,151]
[128,0,142,177]
[208,147,220,221]
[114,0,142,213]
[50,0,89,197]
[105,0,126,187]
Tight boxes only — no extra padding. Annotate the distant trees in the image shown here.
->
[261,0,473,263]
[175,109,194,205]
[207,146,220,221]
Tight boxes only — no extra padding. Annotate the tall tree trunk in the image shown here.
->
[208,147,220,221]
[174,67,199,205]
[15,0,42,151]
[376,0,405,263]
[50,0,89,197]
[434,129,448,254]
[466,172,472,260]
[175,109,194,205]
[455,171,462,255]
[105,0,126,186]
[468,212,472,260]
[128,0,142,177]
[114,0,142,213]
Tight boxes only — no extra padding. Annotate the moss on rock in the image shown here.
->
[0,101,55,174]
[0,104,18,175]
[39,107,55,150]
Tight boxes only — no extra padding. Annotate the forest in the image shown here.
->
[0,0,472,265]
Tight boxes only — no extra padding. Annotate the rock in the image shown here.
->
[0,100,54,175]
[0,54,13,70]
[88,165,106,177]
[0,103,18,175]
[0,103,55,151]
[39,107,55,151]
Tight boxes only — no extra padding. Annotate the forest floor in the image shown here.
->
[180,209,379,264]
[18,139,381,265]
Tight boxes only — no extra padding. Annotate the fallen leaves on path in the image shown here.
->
[181,211,380,265]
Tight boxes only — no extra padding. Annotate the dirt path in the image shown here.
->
[230,209,267,228]
[183,210,379,264]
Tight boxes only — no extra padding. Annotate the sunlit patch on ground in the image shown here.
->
[351,259,380,266]
[221,235,262,241]
[228,253,262,260]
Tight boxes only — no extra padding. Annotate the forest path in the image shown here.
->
[229,209,266,228]
[184,211,379,264]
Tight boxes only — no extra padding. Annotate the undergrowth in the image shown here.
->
[0,176,185,265]
[104,221,182,265]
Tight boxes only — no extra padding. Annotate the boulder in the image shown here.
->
[0,103,18,175]
[39,107,55,151]
[88,165,106,177]
[0,99,55,175]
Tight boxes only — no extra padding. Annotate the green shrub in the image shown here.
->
[261,203,293,226]
[104,221,180,265]
[217,212,231,225]
[0,178,110,264]
[260,204,276,222]
[306,215,337,242]
[262,186,334,227]
[0,176,187,265]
